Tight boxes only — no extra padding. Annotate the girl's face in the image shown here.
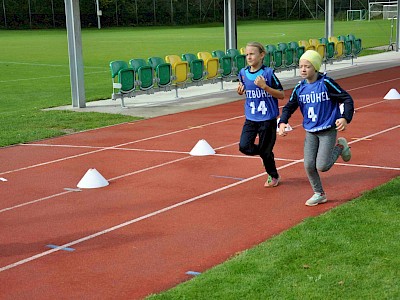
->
[299,59,318,82]
[245,46,265,70]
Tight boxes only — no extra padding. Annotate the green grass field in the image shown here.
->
[1,20,399,298]
[0,19,394,146]
[147,177,400,299]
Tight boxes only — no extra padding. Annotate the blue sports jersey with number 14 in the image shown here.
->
[239,65,282,122]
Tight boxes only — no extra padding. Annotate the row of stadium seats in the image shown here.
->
[109,34,362,107]
[109,49,246,107]
[257,34,362,75]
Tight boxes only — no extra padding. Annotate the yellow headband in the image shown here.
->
[300,50,322,71]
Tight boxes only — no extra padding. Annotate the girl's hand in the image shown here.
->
[254,75,267,90]
[278,123,288,136]
[237,82,245,95]
[335,118,348,131]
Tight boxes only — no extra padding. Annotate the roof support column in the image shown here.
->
[325,0,334,39]
[224,0,237,51]
[64,0,86,108]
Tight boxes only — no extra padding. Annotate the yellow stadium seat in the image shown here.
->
[165,54,189,85]
[197,51,219,79]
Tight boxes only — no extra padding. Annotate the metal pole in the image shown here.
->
[96,0,101,29]
[2,0,7,28]
[28,0,32,28]
[135,0,138,25]
[396,3,400,51]
[325,0,333,39]
[51,0,55,28]
[153,0,156,25]
[64,0,86,108]
[115,0,118,26]
[224,0,237,51]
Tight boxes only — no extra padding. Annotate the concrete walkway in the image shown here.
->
[49,50,400,118]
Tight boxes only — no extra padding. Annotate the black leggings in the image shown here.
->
[239,119,279,178]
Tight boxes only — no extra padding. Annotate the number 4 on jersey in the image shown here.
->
[308,107,317,122]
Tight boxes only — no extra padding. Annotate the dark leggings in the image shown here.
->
[239,119,279,178]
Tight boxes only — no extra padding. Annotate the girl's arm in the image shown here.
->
[324,78,354,123]
[278,86,300,136]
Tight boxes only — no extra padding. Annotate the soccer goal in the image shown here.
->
[347,9,367,21]
[368,1,398,20]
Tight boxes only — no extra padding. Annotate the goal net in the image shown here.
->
[347,9,367,21]
[369,1,398,20]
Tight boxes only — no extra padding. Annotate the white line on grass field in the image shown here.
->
[0,71,107,83]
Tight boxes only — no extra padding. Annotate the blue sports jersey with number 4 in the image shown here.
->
[294,74,341,132]
[239,66,281,122]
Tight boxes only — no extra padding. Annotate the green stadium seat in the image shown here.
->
[148,57,173,89]
[181,53,205,83]
[109,60,135,108]
[265,44,283,70]
[288,41,305,65]
[319,37,336,63]
[277,42,296,70]
[129,58,154,91]
[347,34,363,56]
[212,50,233,77]
[226,48,246,75]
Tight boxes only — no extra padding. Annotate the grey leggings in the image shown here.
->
[304,128,342,194]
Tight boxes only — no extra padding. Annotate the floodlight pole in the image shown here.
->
[224,0,237,51]
[325,0,334,39]
[96,0,101,29]
[65,0,86,108]
[396,3,400,51]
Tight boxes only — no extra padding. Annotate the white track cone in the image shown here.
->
[77,168,109,189]
[384,88,400,100]
[189,139,216,156]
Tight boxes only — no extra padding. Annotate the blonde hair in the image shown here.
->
[246,42,266,54]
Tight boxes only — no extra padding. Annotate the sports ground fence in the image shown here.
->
[0,0,397,29]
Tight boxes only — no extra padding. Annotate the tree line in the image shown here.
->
[0,0,374,29]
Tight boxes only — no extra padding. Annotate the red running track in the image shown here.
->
[0,67,399,299]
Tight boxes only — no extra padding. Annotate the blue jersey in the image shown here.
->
[238,65,283,122]
[280,73,354,132]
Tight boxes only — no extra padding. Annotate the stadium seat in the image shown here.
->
[181,53,205,83]
[298,40,315,51]
[277,42,296,70]
[265,44,283,70]
[288,41,305,65]
[319,37,336,63]
[309,38,326,60]
[148,57,173,89]
[347,34,363,56]
[109,60,135,108]
[197,51,220,80]
[240,47,246,55]
[226,48,246,74]
[165,54,190,85]
[212,50,233,77]
[129,58,154,91]
[328,36,345,60]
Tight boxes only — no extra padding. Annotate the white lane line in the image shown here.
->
[1,125,399,270]
[0,115,243,176]
[0,159,302,273]
[0,156,190,214]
